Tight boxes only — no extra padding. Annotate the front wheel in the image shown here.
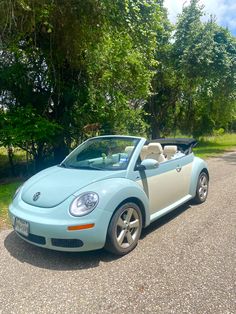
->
[105,203,142,256]
[193,171,209,204]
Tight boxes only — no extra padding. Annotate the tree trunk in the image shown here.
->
[34,144,45,172]
[150,116,161,139]
[7,145,15,177]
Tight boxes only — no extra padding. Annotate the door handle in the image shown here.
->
[176,166,182,172]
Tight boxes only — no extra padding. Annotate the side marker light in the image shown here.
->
[67,224,95,231]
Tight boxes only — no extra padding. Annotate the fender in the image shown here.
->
[73,178,151,227]
[189,157,209,197]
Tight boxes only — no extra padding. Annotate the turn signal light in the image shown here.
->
[67,223,95,231]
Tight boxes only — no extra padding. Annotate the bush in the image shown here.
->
[213,128,225,136]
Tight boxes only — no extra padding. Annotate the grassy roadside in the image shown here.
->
[194,133,236,158]
[0,181,22,229]
[0,133,235,230]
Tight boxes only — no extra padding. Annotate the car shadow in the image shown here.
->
[4,231,120,271]
[5,202,193,270]
[141,202,192,239]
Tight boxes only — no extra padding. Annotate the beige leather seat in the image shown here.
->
[146,143,166,163]
[140,145,148,160]
[124,146,134,155]
[163,145,178,160]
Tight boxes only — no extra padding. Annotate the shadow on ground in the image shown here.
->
[141,202,191,240]
[4,231,118,270]
[219,152,236,165]
[4,201,193,271]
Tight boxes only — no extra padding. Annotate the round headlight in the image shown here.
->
[69,192,99,217]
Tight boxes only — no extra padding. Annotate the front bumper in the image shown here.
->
[9,197,112,252]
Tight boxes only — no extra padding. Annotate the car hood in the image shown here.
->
[21,166,127,208]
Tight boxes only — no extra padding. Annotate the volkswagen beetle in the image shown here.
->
[9,135,209,255]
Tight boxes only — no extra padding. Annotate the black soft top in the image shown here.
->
[146,138,197,154]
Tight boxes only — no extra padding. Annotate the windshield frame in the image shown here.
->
[60,136,141,171]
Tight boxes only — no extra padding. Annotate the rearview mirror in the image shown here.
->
[138,159,159,171]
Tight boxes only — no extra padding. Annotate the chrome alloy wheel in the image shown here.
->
[198,173,208,201]
[116,207,140,249]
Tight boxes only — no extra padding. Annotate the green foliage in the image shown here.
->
[172,0,236,137]
[144,0,236,139]
[194,133,236,158]
[0,0,235,177]
[0,0,160,166]
[0,180,22,228]
[0,106,61,151]
[145,2,177,137]
[213,128,225,136]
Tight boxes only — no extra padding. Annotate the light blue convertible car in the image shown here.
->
[9,135,209,255]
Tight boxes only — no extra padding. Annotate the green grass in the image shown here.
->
[0,147,26,165]
[0,181,22,228]
[0,147,27,179]
[194,133,236,158]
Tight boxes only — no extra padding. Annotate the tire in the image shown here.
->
[105,202,142,256]
[193,171,209,204]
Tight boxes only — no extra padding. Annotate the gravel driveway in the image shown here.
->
[0,151,235,314]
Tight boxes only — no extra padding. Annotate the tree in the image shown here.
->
[0,106,61,170]
[0,0,160,168]
[172,0,236,136]
[144,0,178,138]
[145,0,236,138]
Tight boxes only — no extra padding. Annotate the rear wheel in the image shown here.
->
[193,171,209,204]
[105,203,142,256]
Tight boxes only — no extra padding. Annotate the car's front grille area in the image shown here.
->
[16,232,46,245]
[51,238,84,248]
[16,231,84,248]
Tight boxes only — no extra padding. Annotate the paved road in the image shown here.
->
[0,152,235,314]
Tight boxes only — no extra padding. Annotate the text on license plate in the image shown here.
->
[14,217,29,237]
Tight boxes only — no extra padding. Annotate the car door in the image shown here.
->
[136,154,193,215]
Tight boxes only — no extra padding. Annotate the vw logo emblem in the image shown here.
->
[33,192,41,201]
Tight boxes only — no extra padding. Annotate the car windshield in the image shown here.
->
[61,137,140,171]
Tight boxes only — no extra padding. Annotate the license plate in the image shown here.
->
[14,217,29,237]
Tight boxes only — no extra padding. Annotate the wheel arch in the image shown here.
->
[75,178,150,228]
[201,167,209,179]
[190,157,209,197]
[113,197,147,228]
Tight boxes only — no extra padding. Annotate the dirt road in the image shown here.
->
[0,152,235,313]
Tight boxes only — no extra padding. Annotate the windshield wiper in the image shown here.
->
[59,163,67,168]
[68,165,103,170]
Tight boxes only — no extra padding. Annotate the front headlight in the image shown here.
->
[69,192,99,217]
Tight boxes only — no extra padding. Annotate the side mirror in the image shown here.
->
[137,158,159,171]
